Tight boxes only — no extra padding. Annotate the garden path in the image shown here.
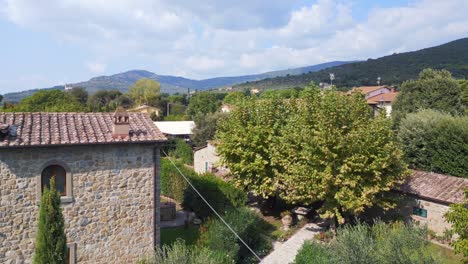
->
[261,222,322,264]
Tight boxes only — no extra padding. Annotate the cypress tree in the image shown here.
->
[33,177,67,264]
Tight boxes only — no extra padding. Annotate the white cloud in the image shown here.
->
[86,62,107,74]
[1,0,468,80]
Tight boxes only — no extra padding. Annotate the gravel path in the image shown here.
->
[261,223,322,264]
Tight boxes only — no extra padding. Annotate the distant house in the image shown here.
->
[128,105,161,117]
[221,104,233,113]
[366,170,467,235]
[154,121,195,141]
[193,143,229,177]
[0,110,167,263]
[347,86,399,117]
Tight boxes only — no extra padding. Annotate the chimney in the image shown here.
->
[113,107,130,138]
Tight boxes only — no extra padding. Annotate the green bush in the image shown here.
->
[294,221,440,264]
[139,239,230,264]
[294,241,333,264]
[161,158,247,219]
[398,109,468,177]
[199,208,272,264]
[168,138,193,165]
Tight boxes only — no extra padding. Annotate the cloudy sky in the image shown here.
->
[1,0,468,93]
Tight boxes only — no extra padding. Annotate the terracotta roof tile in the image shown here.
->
[0,112,167,148]
[367,92,399,104]
[399,170,468,204]
[347,86,388,95]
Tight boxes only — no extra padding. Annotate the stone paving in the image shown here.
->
[261,223,322,264]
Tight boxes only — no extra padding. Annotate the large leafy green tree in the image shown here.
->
[393,69,465,124]
[186,92,220,118]
[0,94,3,103]
[69,87,88,105]
[34,177,67,264]
[445,189,468,258]
[13,90,84,112]
[217,85,408,223]
[87,90,123,112]
[128,79,161,106]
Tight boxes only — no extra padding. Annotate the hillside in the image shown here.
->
[2,61,351,102]
[234,38,468,91]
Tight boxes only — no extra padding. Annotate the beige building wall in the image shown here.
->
[194,144,220,174]
[0,144,156,264]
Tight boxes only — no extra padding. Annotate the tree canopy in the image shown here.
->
[445,189,468,258]
[186,92,220,118]
[128,79,161,106]
[12,89,84,112]
[392,69,465,124]
[216,84,408,223]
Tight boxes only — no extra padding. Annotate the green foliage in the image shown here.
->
[128,79,161,106]
[192,112,226,147]
[168,138,193,165]
[199,208,272,264]
[160,158,247,219]
[34,177,67,264]
[187,92,221,118]
[393,69,465,124]
[445,189,468,258]
[223,92,246,105]
[259,88,302,99]
[160,226,200,246]
[12,89,85,112]
[294,221,440,264]
[0,94,3,103]
[87,89,124,112]
[398,110,468,177]
[235,38,468,91]
[69,87,88,104]
[217,84,409,222]
[163,114,188,121]
[294,241,333,264]
[139,239,230,264]
[182,173,248,219]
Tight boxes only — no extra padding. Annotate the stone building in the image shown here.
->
[0,110,167,263]
[364,170,467,235]
[396,170,467,235]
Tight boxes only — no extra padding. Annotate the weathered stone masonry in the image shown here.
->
[0,144,156,263]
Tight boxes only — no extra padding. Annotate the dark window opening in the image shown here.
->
[412,207,427,218]
[41,165,67,196]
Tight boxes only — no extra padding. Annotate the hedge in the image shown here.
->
[199,207,272,264]
[161,158,248,219]
[398,109,468,177]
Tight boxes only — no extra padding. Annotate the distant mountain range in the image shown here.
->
[2,61,352,102]
[234,38,468,91]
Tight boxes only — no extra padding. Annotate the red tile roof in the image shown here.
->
[347,86,388,95]
[399,170,468,204]
[0,112,167,148]
[367,92,399,104]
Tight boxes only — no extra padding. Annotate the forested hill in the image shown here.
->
[234,38,468,91]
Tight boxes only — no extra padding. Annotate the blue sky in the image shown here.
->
[1,0,468,93]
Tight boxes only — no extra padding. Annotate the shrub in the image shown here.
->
[34,177,67,264]
[199,207,272,264]
[398,109,468,177]
[161,158,247,219]
[139,239,230,264]
[294,221,440,264]
[182,173,248,219]
[294,241,333,264]
[168,138,193,165]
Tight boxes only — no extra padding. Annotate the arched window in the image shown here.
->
[41,165,67,196]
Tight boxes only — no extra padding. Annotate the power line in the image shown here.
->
[161,151,262,262]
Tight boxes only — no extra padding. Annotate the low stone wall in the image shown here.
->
[0,144,156,264]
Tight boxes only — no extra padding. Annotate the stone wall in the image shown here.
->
[0,144,157,264]
[363,192,452,235]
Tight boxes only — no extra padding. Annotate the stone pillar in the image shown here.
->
[153,146,161,249]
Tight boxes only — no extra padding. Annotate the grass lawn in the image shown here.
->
[160,226,200,246]
[428,243,464,264]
